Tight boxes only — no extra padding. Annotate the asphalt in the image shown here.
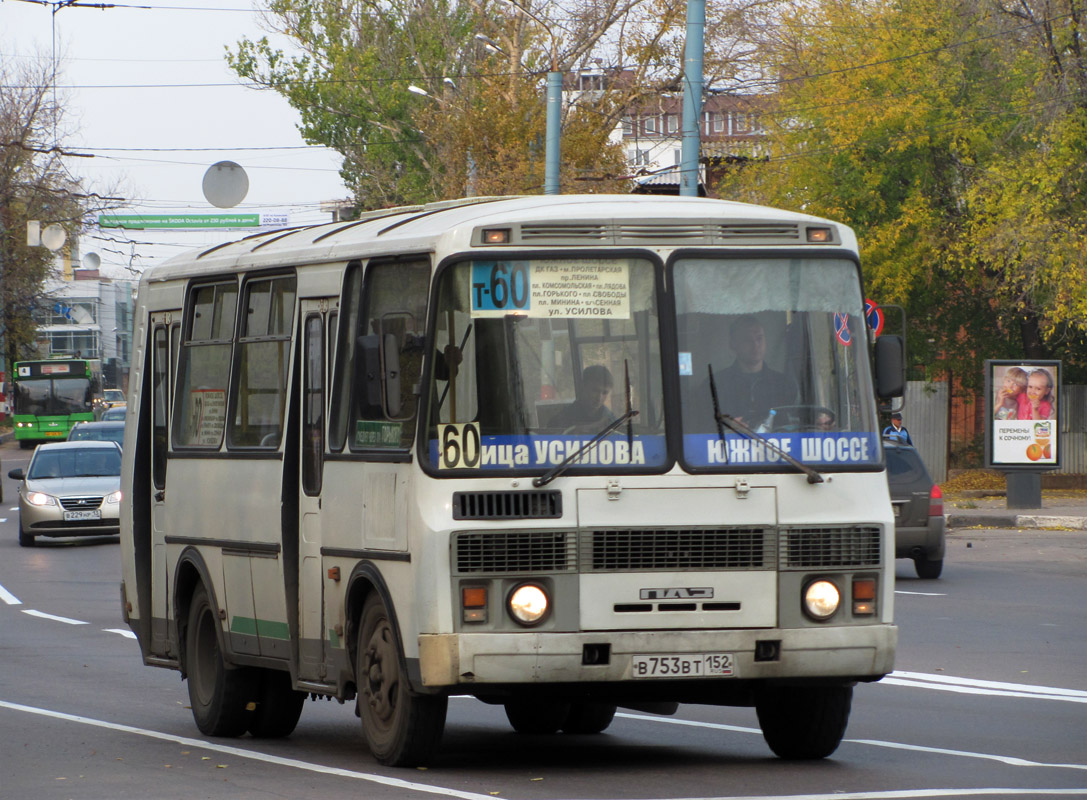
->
[3,430,1084,531]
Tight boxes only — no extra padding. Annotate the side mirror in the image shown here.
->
[8,468,25,481]
[356,333,402,418]
[381,333,402,418]
[874,335,905,399]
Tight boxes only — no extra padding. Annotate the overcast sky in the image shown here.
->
[3,0,349,279]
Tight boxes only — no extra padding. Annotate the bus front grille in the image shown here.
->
[584,528,773,572]
[780,526,881,568]
[454,531,577,574]
[452,490,562,520]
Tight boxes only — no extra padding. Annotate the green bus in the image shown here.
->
[12,359,102,448]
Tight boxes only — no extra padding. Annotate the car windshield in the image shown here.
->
[674,256,881,470]
[28,448,121,479]
[70,425,124,445]
[424,256,665,474]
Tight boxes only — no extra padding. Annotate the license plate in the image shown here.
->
[632,653,733,678]
[63,509,101,521]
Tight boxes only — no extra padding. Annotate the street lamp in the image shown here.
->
[494,0,562,195]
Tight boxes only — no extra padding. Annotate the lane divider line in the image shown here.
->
[21,610,88,625]
[0,582,21,605]
[0,700,500,800]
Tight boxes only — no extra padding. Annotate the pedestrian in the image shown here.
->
[882,412,913,445]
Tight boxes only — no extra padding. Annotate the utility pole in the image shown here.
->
[680,0,706,196]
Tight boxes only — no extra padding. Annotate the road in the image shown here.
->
[2,441,1085,799]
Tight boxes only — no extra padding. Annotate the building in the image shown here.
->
[35,268,136,391]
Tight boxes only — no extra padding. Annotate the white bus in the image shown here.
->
[119,194,905,766]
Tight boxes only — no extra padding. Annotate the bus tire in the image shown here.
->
[561,702,617,734]
[248,669,306,738]
[504,700,572,734]
[356,593,447,766]
[755,684,852,760]
[185,585,254,737]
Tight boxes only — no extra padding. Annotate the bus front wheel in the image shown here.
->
[755,684,852,759]
[356,593,447,766]
[184,585,254,737]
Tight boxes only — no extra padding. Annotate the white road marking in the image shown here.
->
[0,702,1085,800]
[888,671,1087,703]
[618,712,1087,772]
[21,609,88,625]
[896,590,947,596]
[104,628,137,639]
[0,582,21,605]
[0,700,499,800]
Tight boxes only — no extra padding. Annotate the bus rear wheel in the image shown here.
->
[504,700,572,734]
[185,585,254,737]
[248,669,306,738]
[561,702,617,734]
[755,684,852,760]
[356,593,447,766]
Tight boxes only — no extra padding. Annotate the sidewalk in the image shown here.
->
[943,491,1087,531]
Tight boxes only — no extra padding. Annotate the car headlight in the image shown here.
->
[26,491,58,507]
[105,490,122,504]
[507,583,550,626]
[803,579,841,621]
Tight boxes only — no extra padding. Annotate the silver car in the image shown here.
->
[8,441,122,547]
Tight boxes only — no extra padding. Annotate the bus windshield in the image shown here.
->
[425,256,666,473]
[675,256,880,469]
[15,377,94,416]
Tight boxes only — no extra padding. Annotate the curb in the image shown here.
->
[946,513,1087,530]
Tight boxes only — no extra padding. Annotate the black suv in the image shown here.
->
[885,439,945,579]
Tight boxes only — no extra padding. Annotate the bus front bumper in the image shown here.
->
[418,624,897,687]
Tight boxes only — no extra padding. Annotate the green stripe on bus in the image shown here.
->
[230,617,289,640]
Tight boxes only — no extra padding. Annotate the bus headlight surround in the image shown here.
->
[803,579,841,621]
[507,583,550,626]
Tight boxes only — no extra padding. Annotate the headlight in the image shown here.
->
[26,491,57,507]
[803,579,841,620]
[507,583,550,626]
[105,490,122,504]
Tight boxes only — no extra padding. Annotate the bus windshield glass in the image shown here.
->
[15,376,94,416]
[425,256,666,474]
[675,256,880,470]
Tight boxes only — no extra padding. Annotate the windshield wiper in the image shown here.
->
[706,365,728,464]
[715,412,825,484]
[532,408,639,487]
[534,361,639,488]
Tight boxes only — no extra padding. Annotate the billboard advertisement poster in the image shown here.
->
[985,359,1061,469]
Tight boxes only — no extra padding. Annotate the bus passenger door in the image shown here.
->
[149,313,178,656]
[298,302,331,680]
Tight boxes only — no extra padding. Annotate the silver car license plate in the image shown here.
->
[63,509,101,521]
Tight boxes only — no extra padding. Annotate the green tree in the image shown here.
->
[0,56,92,371]
[228,0,706,208]
[717,0,1086,381]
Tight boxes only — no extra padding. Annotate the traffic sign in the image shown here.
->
[865,299,885,337]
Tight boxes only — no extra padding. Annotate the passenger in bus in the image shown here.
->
[711,315,798,427]
[548,365,616,433]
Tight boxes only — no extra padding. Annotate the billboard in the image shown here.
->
[985,360,1061,469]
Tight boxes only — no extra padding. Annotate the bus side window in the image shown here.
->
[152,325,169,490]
[348,260,428,451]
[173,282,237,449]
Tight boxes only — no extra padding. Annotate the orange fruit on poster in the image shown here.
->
[1043,442,1052,459]
[1026,443,1042,461]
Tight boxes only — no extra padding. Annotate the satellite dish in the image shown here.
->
[41,224,67,251]
[202,160,249,208]
[83,252,101,270]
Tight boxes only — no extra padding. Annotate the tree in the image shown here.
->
[0,55,93,371]
[716,0,1087,381]
[228,0,720,208]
